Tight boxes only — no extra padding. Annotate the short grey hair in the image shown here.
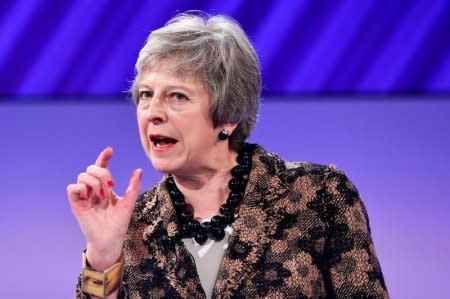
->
[130,11,261,150]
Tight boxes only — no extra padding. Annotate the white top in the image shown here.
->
[182,224,234,299]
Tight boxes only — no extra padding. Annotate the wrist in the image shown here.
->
[86,244,123,271]
[82,250,124,298]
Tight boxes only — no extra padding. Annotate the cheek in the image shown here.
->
[182,122,215,151]
[136,114,149,146]
[136,109,146,129]
[180,112,212,140]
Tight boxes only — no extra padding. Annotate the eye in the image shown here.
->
[139,90,153,101]
[170,92,188,101]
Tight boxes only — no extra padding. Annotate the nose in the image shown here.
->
[144,94,167,125]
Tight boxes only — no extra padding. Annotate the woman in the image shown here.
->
[68,12,389,298]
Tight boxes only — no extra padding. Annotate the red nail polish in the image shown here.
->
[138,170,142,180]
[99,188,105,198]
[107,179,114,188]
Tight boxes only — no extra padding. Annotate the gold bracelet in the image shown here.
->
[81,251,124,298]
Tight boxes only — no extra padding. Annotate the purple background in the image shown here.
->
[1,98,450,298]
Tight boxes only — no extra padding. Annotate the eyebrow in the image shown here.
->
[137,83,195,94]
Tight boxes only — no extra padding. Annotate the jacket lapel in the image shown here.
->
[138,178,205,297]
[213,146,290,298]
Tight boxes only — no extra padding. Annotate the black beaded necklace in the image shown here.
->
[167,144,254,245]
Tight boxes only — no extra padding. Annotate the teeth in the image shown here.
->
[155,140,167,147]
[151,135,177,148]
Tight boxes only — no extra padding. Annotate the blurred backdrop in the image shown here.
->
[1,1,450,298]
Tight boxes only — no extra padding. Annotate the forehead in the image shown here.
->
[138,57,204,88]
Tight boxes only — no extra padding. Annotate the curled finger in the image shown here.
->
[77,173,108,208]
[86,164,115,196]
[67,183,90,211]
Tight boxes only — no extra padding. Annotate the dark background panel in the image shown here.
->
[1,0,449,97]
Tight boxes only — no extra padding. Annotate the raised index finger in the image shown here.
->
[95,147,113,168]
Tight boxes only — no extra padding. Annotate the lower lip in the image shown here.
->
[151,142,177,153]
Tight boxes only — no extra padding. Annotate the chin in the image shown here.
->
[151,161,173,174]
[150,156,182,174]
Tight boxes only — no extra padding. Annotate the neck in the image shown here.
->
[172,149,238,219]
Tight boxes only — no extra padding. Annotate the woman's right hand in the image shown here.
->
[67,147,142,271]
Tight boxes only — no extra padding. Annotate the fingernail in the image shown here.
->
[137,169,142,180]
[99,188,105,198]
[107,179,114,188]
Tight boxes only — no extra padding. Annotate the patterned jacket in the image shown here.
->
[76,145,388,298]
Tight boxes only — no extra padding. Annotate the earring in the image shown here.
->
[218,129,229,140]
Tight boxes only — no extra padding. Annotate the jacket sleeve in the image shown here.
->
[75,274,90,299]
[323,167,389,298]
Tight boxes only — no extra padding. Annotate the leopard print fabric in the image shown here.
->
[76,144,388,298]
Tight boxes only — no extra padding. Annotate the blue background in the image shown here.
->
[1,0,450,96]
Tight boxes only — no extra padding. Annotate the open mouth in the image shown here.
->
[149,134,178,148]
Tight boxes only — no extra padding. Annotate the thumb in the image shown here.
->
[122,169,143,212]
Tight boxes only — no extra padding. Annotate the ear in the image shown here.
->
[222,123,238,136]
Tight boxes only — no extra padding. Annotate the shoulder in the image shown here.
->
[253,143,336,178]
[282,157,358,196]
[253,144,360,206]
[283,160,362,213]
[254,145,362,215]
[284,160,342,182]
[253,143,356,188]
[257,146,354,192]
